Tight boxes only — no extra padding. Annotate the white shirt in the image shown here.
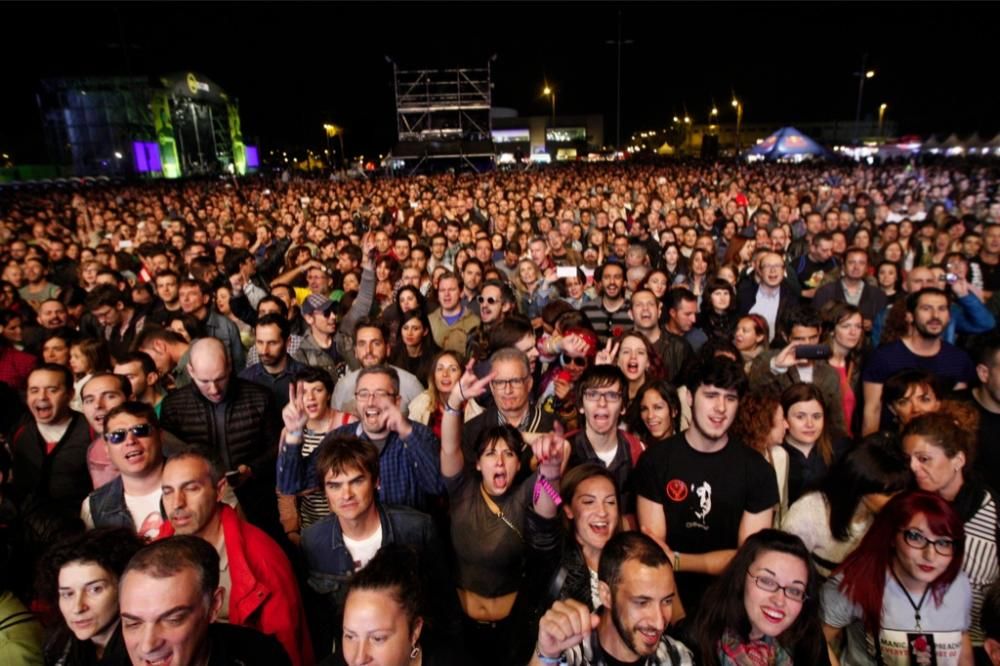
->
[343,523,383,571]
[749,285,781,341]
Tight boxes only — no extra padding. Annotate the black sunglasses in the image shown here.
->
[561,353,588,368]
[103,423,152,445]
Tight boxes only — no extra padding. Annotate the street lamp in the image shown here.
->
[879,103,888,138]
[323,124,346,169]
[542,85,556,124]
[731,97,743,154]
[853,54,875,143]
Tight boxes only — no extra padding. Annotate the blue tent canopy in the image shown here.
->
[746,126,827,160]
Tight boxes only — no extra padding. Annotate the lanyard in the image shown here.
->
[890,568,931,632]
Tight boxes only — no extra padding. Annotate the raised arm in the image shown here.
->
[340,233,377,337]
[442,359,495,478]
[529,433,567,519]
[862,381,883,436]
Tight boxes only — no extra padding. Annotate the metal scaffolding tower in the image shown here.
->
[389,62,495,174]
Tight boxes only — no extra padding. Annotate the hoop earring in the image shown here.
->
[410,645,421,660]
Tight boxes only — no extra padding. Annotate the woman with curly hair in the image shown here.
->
[732,389,790,524]
[40,527,145,665]
[901,402,998,653]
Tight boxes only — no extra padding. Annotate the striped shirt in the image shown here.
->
[297,428,331,528]
[962,490,999,645]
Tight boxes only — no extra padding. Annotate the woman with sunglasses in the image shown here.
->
[901,403,998,657]
[538,327,597,431]
[822,491,973,666]
[693,529,826,665]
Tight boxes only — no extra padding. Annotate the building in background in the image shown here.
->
[37,72,257,178]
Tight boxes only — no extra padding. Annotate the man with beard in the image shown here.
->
[635,360,777,619]
[158,449,312,666]
[331,319,423,414]
[22,298,68,351]
[113,351,167,414]
[10,364,93,516]
[81,402,166,539]
[581,262,633,345]
[531,532,693,666]
[177,278,245,369]
[238,314,305,410]
[862,287,977,435]
[282,365,444,514]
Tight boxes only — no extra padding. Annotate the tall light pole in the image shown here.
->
[878,103,888,138]
[324,124,346,169]
[731,97,743,154]
[605,10,633,150]
[543,85,556,124]
[853,54,875,143]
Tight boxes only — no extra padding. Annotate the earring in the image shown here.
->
[410,645,421,659]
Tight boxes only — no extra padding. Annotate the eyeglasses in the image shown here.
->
[355,389,397,401]
[746,570,808,602]
[583,389,623,404]
[320,309,337,318]
[901,528,956,556]
[561,354,588,368]
[477,295,499,305]
[491,376,529,391]
[104,423,153,444]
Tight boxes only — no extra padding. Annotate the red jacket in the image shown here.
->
[162,506,313,665]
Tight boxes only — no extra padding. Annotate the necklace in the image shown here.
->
[890,567,931,632]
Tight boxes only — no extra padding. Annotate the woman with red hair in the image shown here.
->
[822,491,973,665]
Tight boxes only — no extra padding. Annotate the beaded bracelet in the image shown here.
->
[533,475,562,507]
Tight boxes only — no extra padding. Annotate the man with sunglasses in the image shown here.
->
[292,293,341,381]
[81,401,166,538]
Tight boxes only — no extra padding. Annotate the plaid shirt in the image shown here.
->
[276,420,444,513]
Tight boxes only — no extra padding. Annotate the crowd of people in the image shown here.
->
[1,161,1000,664]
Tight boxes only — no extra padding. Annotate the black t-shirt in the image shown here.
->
[796,255,837,293]
[634,431,778,612]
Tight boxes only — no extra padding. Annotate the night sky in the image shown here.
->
[3,2,996,163]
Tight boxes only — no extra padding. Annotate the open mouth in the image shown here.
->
[589,520,610,538]
[140,654,173,666]
[492,470,509,490]
[637,627,660,647]
[124,449,145,463]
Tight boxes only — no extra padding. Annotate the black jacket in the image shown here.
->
[9,412,92,515]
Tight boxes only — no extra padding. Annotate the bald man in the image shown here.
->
[159,338,283,538]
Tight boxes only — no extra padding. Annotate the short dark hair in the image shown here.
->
[223,249,253,276]
[780,305,823,337]
[356,364,400,395]
[598,531,670,592]
[178,278,210,296]
[906,287,950,314]
[115,350,157,376]
[354,317,388,343]
[667,287,698,314]
[577,364,628,410]
[133,324,187,351]
[812,231,833,246]
[294,365,335,394]
[255,312,290,340]
[684,357,748,398]
[314,435,380,485]
[30,362,74,391]
[480,279,516,306]
[41,527,145,605]
[83,371,132,399]
[347,544,425,631]
[165,444,224,486]
[104,401,159,433]
[123,536,220,604]
[85,284,127,310]
[258,295,289,318]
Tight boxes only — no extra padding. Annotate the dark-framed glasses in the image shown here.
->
[901,528,956,556]
[104,423,152,445]
[491,376,528,391]
[746,570,808,602]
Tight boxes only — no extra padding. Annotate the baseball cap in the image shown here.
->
[302,293,336,316]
